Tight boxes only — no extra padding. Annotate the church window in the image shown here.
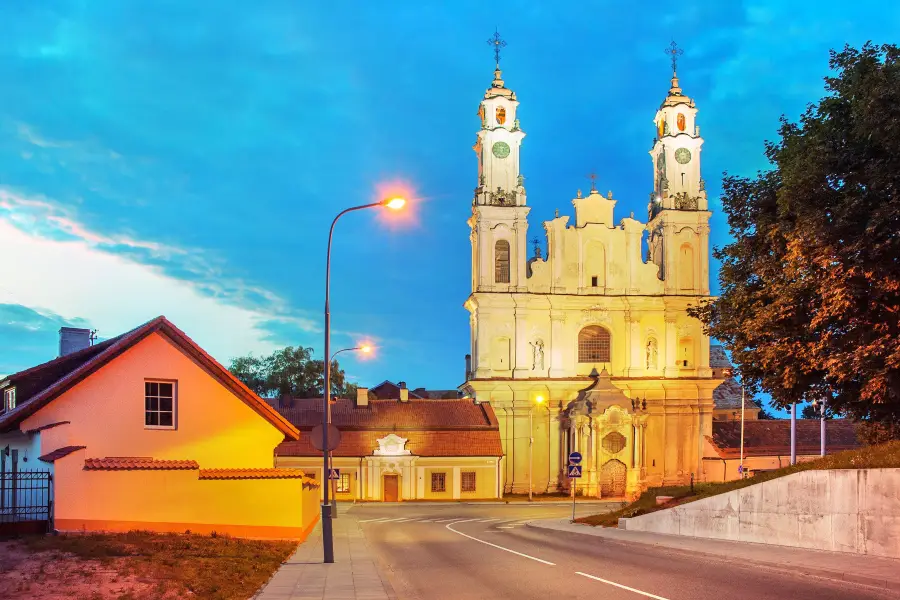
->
[578,326,611,363]
[602,431,627,454]
[431,472,446,493]
[496,106,506,125]
[677,113,686,131]
[495,240,510,283]
[461,471,476,492]
[591,276,598,287]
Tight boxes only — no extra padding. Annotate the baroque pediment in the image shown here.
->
[374,433,411,456]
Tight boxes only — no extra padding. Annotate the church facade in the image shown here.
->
[460,52,724,499]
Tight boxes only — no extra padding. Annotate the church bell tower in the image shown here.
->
[647,42,710,296]
[468,31,529,293]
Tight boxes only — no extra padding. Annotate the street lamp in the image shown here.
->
[322,197,405,564]
[812,397,827,456]
[529,395,545,502]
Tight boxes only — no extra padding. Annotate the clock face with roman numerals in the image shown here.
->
[675,147,692,164]
[492,141,510,159]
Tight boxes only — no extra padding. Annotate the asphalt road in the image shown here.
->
[350,503,897,600]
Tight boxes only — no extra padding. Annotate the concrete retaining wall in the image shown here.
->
[619,469,900,558]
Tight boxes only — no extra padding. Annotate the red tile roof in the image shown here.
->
[708,419,861,458]
[39,445,86,463]
[277,430,503,458]
[0,316,299,440]
[83,457,200,471]
[198,468,307,480]
[275,397,503,458]
[277,398,498,430]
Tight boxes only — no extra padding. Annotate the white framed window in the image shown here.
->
[145,380,176,429]
[336,473,351,493]
[461,471,476,493]
[3,387,15,412]
[431,472,446,493]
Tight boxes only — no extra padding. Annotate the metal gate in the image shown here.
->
[600,459,627,497]
[0,470,52,535]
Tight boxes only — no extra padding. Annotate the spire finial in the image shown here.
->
[588,172,598,193]
[487,28,507,68]
[664,40,684,75]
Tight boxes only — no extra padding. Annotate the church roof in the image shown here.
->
[710,345,731,368]
[566,368,630,416]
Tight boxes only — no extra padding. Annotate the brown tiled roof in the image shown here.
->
[708,419,861,458]
[83,457,200,471]
[24,421,71,434]
[710,345,731,368]
[198,468,307,480]
[0,316,299,440]
[713,378,762,411]
[412,388,461,400]
[277,430,503,458]
[277,398,498,430]
[39,445,86,463]
[369,381,424,400]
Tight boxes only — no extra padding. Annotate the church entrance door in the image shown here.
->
[600,459,627,497]
[383,474,400,502]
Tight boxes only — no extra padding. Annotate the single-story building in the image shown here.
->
[0,318,320,539]
[703,419,861,481]
[274,389,504,501]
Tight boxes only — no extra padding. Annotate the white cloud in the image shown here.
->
[0,190,318,362]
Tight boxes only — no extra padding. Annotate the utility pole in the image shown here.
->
[790,403,797,465]
[739,386,746,478]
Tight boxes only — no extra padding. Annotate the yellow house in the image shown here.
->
[0,317,320,539]
[274,389,504,501]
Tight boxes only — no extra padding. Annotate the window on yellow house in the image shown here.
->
[431,472,446,493]
[337,473,351,493]
[145,381,175,429]
[461,471,476,492]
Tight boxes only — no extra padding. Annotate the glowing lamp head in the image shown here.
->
[360,345,372,354]
[535,395,545,404]
[384,197,406,210]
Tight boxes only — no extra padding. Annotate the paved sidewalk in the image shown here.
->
[527,518,900,592]
[255,514,395,600]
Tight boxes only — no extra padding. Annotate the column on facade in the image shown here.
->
[474,309,491,377]
[699,224,710,295]
[514,217,529,291]
[664,222,676,294]
[514,307,529,375]
[625,221,642,292]
[628,311,642,376]
[549,310,566,377]
[452,466,461,500]
[478,220,491,289]
[416,466,425,499]
[664,313,678,378]
[698,331,711,377]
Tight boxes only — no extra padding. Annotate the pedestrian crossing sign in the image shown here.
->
[567,464,582,478]
[328,468,341,480]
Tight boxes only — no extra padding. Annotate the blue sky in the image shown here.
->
[1,2,898,404]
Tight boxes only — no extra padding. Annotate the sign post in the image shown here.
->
[568,451,583,522]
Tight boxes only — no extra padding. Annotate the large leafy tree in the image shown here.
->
[691,43,900,422]
[229,346,356,399]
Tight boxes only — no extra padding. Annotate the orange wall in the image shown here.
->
[22,332,284,469]
[53,450,319,540]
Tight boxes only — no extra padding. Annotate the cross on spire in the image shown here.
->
[487,28,507,67]
[588,172,598,193]
[664,40,684,74]
[531,236,542,259]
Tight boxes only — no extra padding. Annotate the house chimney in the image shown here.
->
[355,387,369,407]
[59,327,92,357]
[399,381,409,403]
[465,354,472,381]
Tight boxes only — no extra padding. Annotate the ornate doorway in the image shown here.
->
[383,474,399,502]
[600,459,627,497]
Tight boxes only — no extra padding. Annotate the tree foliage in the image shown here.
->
[229,346,357,399]
[690,43,900,421]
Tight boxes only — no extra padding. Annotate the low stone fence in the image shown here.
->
[619,468,900,558]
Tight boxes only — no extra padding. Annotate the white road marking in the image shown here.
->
[576,571,671,600]
[445,520,556,566]
[497,526,516,529]
[434,518,461,522]
[357,517,391,523]
[478,518,502,522]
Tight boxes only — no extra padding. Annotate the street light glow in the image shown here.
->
[360,344,373,354]
[384,197,406,210]
[536,395,544,404]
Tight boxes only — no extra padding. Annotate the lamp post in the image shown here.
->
[812,397,827,456]
[326,345,372,519]
[323,197,405,564]
[739,385,746,479]
[529,395,545,502]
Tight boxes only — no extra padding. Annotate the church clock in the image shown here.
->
[675,148,692,164]
[492,141,511,159]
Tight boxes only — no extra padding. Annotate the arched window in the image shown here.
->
[496,106,506,125]
[578,326,610,363]
[494,240,510,283]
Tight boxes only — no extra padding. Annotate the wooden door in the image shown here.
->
[383,474,399,502]
[600,459,627,497]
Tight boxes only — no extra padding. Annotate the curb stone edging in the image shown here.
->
[524,520,898,592]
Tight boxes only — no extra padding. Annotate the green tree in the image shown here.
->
[229,346,357,398]
[690,43,900,422]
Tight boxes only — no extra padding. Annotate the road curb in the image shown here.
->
[525,520,899,592]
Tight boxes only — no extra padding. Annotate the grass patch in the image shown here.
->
[577,440,900,528]
[18,530,297,599]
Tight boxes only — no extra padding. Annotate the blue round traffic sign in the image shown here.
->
[569,451,582,464]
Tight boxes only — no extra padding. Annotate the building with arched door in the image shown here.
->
[461,47,724,500]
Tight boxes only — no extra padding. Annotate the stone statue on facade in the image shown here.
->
[646,338,658,370]
[530,339,545,370]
